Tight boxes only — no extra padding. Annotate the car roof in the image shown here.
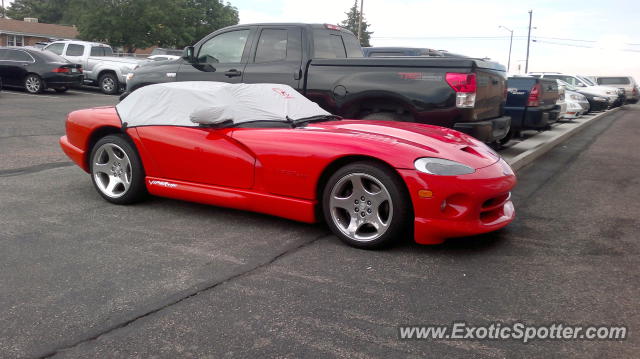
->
[226,23,356,34]
[49,40,111,47]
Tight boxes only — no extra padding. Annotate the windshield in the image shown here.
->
[557,80,577,91]
[578,76,596,86]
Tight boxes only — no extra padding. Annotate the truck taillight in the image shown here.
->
[446,73,476,108]
[324,24,342,31]
[527,83,541,107]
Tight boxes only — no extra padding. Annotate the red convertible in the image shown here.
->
[60,82,516,248]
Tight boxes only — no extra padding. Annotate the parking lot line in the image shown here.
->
[67,90,113,97]
[2,90,65,99]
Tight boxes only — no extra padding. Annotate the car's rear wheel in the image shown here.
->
[90,134,146,204]
[322,161,410,249]
[99,73,119,95]
[24,74,44,94]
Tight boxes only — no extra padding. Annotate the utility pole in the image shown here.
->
[525,10,533,73]
[357,0,364,41]
[498,25,513,72]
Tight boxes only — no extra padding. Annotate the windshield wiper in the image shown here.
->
[291,115,342,127]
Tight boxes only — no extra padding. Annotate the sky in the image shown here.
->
[4,0,639,81]
[231,0,640,81]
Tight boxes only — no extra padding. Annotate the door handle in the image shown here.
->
[224,69,242,78]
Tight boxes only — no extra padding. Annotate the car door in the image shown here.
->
[135,126,256,189]
[242,26,303,90]
[2,49,33,86]
[63,43,85,66]
[177,28,253,83]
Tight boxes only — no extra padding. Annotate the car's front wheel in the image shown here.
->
[322,161,410,249]
[24,74,44,94]
[98,73,119,95]
[90,134,146,204]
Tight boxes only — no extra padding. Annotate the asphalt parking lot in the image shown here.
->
[1,89,639,358]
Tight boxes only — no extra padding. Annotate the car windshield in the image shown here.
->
[558,80,577,91]
[578,76,596,86]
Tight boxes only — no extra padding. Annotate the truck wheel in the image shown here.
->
[361,112,404,122]
[99,73,120,95]
[24,74,44,94]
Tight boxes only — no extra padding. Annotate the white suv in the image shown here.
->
[528,72,622,106]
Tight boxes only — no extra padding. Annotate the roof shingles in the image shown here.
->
[0,18,78,39]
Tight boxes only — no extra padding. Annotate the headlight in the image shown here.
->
[570,94,581,100]
[414,158,475,176]
[126,73,134,82]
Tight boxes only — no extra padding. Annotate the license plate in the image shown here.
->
[71,68,78,73]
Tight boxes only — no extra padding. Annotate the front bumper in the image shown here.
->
[453,115,511,143]
[399,159,516,245]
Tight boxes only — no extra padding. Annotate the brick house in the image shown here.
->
[0,17,78,47]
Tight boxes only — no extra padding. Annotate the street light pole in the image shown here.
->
[357,0,364,41]
[498,25,513,72]
[525,10,533,73]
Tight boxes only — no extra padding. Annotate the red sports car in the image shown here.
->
[60,82,516,248]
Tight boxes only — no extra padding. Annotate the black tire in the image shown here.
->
[24,74,44,94]
[98,73,120,95]
[499,128,514,146]
[361,112,404,122]
[322,161,410,249]
[54,87,68,93]
[89,134,147,204]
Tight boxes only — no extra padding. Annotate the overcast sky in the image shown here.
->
[232,0,640,80]
[5,0,639,80]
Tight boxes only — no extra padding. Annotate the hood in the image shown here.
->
[309,120,501,169]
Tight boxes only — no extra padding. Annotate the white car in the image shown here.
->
[529,72,620,105]
[557,80,590,118]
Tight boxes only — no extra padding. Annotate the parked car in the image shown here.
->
[123,23,511,144]
[557,80,603,113]
[556,80,590,118]
[60,81,516,248]
[591,76,639,104]
[0,47,83,94]
[363,47,445,57]
[528,72,622,107]
[503,76,560,142]
[556,86,568,120]
[43,40,148,95]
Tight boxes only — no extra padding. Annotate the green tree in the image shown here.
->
[340,0,373,47]
[6,0,73,24]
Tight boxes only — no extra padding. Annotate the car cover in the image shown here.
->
[115,81,330,128]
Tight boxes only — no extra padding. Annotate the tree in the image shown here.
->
[6,0,73,24]
[340,0,373,47]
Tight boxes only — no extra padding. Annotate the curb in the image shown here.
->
[504,107,622,171]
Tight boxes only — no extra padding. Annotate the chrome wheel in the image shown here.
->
[92,143,132,198]
[329,173,393,242]
[101,77,115,93]
[25,75,41,93]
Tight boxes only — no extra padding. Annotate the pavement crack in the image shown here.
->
[37,232,331,358]
[0,162,74,177]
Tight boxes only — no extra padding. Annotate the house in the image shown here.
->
[0,17,78,47]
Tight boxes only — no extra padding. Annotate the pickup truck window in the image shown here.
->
[198,30,249,64]
[313,31,346,58]
[46,43,65,55]
[66,44,85,56]
[255,29,288,63]
[598,77,630,85]
[342,34,364,58]
[90,46,114,57]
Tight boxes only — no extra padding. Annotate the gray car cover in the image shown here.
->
[115,81,331,128]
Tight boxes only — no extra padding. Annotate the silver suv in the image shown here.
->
[591,76,639,104]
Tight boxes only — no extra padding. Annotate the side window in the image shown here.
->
[46,43,65,55]
[90,47,104,56]
[313,31,347,59]
[66,44,85,56]
[342,34,363,58]
[254,29,288,63]
[198,30,250,64]
[6,50,32,62]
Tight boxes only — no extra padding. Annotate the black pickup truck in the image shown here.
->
[124,23,511,143]
[503,76,560,142]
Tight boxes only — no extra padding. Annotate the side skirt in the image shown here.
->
[145,177,318,223]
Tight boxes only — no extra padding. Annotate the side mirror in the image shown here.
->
[183,46,196,63]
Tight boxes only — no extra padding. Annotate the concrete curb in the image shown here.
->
[503,107,621,171]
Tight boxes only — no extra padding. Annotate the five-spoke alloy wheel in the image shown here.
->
[90,134,146,204]
[323,161,410,248]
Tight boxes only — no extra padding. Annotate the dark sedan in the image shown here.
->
[579,92,610,112]
[0,47,83,94]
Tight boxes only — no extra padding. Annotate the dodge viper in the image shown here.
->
[60,82,516,248]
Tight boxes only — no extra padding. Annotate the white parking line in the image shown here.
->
[67,90,112,97]
[1,90,64,99]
